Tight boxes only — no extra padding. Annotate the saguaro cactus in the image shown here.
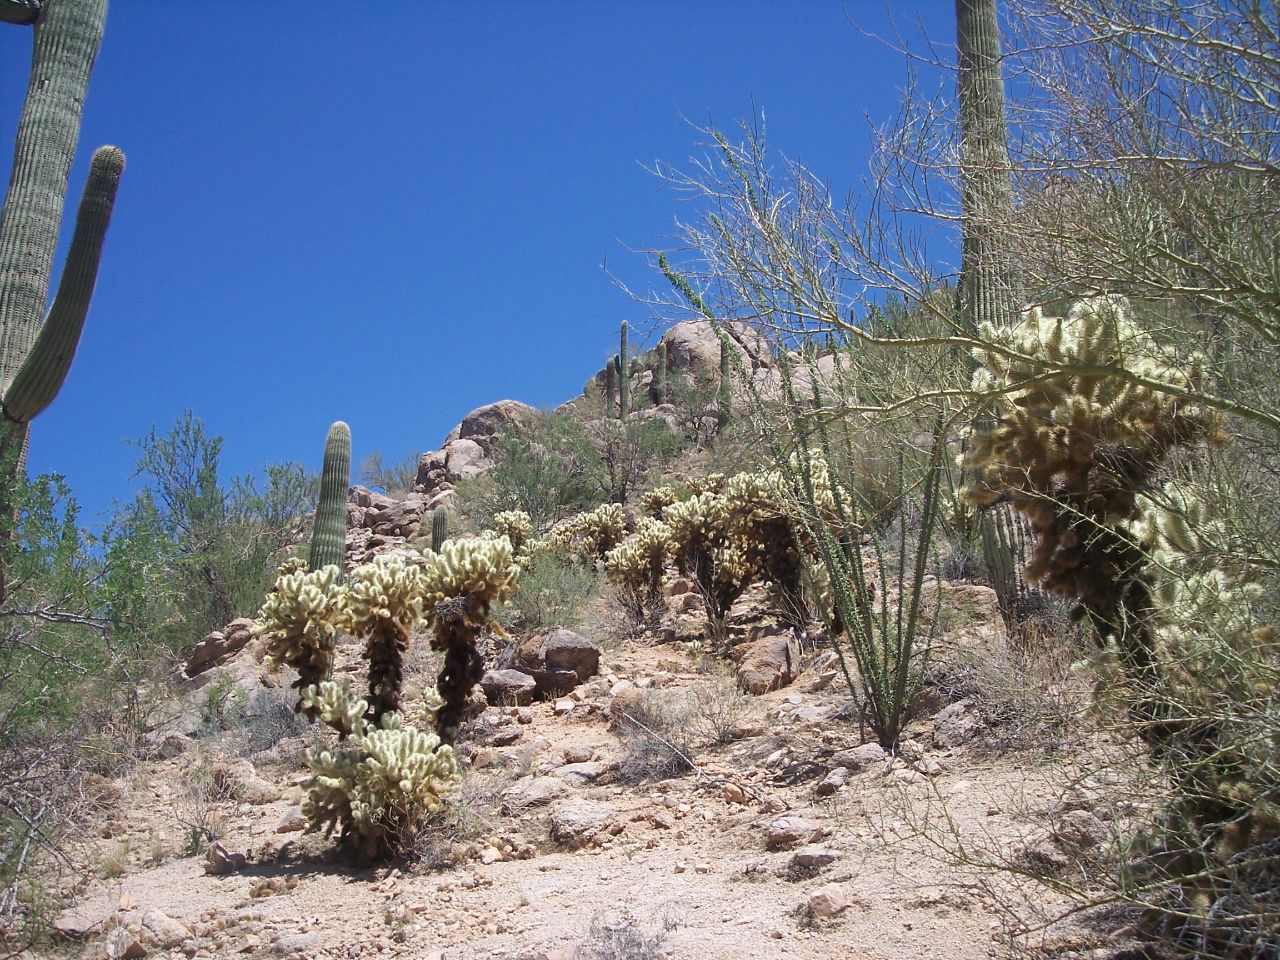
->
[0,0,121,468]
[955,0,1018,332]
[617,320,630,418]
[309,421,351,579]
[431,505,448,552]
[716,340,731,431]
[604,355,617,418]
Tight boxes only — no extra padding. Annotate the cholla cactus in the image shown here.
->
[541,502,628,563]
[490,509,533,554]
[257,563,346,716]
[343,555,427,725]
[664,491,758,641]
[640,486,679,520]
[961,295,1221,640]
[418,535,521,745]
[605,517,674,625]
[1130,483,1279,861]
[300,681,460,862]
[685,473,727,496]
[723,471,809,628]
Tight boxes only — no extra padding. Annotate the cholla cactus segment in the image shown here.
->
[686,473,727,496]
[490,509,533,553]
[420,535,520,612]
[342,554,427,636]
[299,681,370,739]
[664,492,731,550]
[605,517,674,582]
[640,486,679,519]
[257,564,346,682]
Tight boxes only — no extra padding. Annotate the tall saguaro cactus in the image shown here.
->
[955,0,1017,334]
[617,320,630,418]
[0,0,121,468]
[310,421,351,579]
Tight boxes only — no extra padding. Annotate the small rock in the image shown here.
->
[502,776,569,811]
[553,697,575,716]
[203,842,247,876]
[735,625,802,694]
[209,759,281,805]
[766,816,822,851]
[807,882,855,919]
[275,932,323,956]
[105,927,148,959]
[480,669,538,707]
[275,808,307,834]
[141,910,191,949]
[791,845,841,872]
[491,728,523,747]
[829,742,887,771]
[562,746,594,764]
[722,783,749,804]
[815,766,850,797]
[555,761,604,785]
[549,798,618,849]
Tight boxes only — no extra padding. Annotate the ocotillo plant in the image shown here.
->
[617,320,630,418]
[0,0,121,470]
[309,421,351,579]
[431,505,448,551]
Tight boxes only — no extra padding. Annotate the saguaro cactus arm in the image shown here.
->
[310,421,352,579]
[3,146,123,425]
[0,0,109,386]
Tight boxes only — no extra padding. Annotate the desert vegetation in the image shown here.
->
[1,1,1276,958]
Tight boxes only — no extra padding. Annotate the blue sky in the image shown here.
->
[2,0,952,525]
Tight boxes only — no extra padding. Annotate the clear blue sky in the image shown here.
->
[2,0,952,525]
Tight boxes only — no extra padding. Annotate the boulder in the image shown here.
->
[513,628,602,696]
[183,618,257,679]
[829,742,887,772]
[369,497,425,537]
[659,320,770,376]
[549,798,618,849]
[209,759,281,805]
[203,842,247,876]
[735,624,802,695]
[932,699,985,748]
[480,669,538,707]
[442,438,486,481]
[141,910,192,949]
[502,776,570,811]
[444,400,538,451]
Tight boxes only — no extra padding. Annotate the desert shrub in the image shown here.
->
[611,688,696,783]
[358,448,423,497]
[688,679,757,746]
[492,553,600,634]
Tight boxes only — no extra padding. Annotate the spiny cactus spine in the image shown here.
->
[431,505,448,551]
[309,421,351,580]
[618,320,630,418]
[0,0,116,468]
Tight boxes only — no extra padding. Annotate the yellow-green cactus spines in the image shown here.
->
[419,535,520,744]
[605,517,674,625]
[724,471,808,628]
[490,509,533,554]
[640,486,678,520]
[343,554,426,725]
[300,681,460,862]
[257,563,346,716]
